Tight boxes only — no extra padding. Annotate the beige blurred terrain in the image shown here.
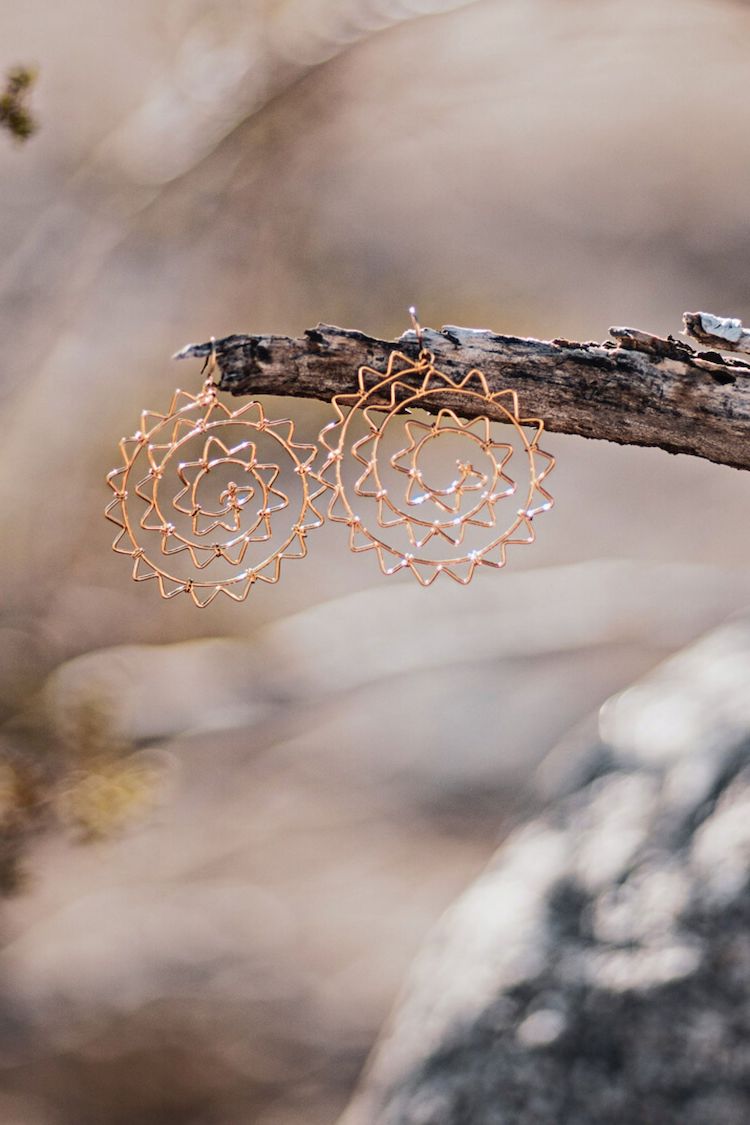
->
[1,1,750,1122]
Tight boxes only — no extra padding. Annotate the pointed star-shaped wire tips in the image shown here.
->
[317,349,555,583]
[105,383,326,607]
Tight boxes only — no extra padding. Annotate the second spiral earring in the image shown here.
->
[319,313,555,586]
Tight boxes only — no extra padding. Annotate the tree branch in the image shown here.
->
[174,318,750,471]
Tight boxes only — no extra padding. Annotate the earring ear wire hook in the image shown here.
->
[408,306,424,352]
[200,336,218,393]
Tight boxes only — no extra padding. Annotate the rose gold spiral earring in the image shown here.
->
[106,346,325,607]
[319,310,555,586]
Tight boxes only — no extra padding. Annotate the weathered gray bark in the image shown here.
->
[176,320,750,471]
[339,616,750,1125]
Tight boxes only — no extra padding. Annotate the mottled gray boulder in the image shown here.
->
[341,618,750,1125]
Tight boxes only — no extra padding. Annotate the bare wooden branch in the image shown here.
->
[174,318,750,471]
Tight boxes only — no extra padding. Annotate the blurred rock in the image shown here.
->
[341,617,750,1125]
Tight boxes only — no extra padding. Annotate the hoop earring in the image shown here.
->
[319,311,555,586]
[105,348,325,607]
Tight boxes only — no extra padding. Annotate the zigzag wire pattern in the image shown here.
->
[106,378,325,607]
[319,350,555,586]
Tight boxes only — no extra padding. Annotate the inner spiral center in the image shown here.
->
[193,458,257,518]
[412,430,490,497]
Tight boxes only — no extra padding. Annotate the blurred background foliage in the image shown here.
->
[0,67,37,142]
[1,1,750,1122]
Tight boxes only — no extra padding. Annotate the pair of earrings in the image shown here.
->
[106,316,555,607]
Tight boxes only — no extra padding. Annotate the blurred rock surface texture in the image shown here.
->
[342,617,750,1125]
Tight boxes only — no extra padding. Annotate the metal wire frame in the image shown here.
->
[319,349,555,586]
[105,368,326,608]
